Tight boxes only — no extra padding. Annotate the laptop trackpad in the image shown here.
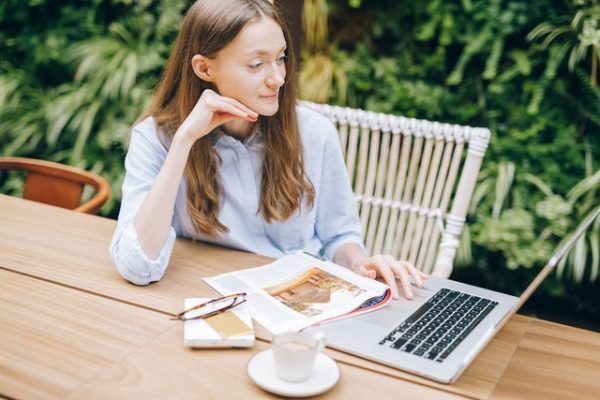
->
[310,318,388,344]
[352,301,417,329]
[357,309,402,328]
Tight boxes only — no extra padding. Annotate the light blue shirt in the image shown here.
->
[110,105,365,285]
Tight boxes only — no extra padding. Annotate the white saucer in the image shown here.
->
[246,349,340,397]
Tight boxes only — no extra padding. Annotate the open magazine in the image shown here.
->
[203,252,391,334]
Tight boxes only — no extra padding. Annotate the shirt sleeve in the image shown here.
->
[314,120,366,261]
[109,122,177,285]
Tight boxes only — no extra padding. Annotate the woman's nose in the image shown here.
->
[266,67,285,88]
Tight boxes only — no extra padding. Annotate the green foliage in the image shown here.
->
[300,0,350,103]
[325,0,599,278]
[323,0,600,323]
[469,161,599,282]
[475,209,552,270]
[0,0,187,215]
[527,0,600,86]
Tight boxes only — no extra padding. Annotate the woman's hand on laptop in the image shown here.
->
[350,255,428,300]
[334,244,428,300]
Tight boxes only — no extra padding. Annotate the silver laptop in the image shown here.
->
[305,209,599,384]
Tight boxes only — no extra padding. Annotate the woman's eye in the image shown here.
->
[276,55,287,65]
[249,62,263,70]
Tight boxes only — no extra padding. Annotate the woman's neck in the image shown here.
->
[221,119,255,141]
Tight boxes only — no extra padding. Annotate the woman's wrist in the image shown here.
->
[172,126,199,150]
[334,243,367,270]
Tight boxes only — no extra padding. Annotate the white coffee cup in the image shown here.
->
[272,331,326,382]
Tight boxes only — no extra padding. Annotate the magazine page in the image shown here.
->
[203,252,390,334]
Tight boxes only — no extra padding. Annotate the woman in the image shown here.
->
[110,0,427,299]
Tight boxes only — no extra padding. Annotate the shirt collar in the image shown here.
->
[212,124,263,148]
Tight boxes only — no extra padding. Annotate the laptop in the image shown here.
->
[304,208,599,383]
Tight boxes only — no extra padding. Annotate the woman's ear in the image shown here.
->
[191,55,213,81]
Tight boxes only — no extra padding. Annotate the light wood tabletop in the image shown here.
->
[0,269,172,399]
[1,194,599,399]
[0,270,460,400]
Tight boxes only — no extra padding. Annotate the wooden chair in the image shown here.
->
[303,101,490,277]
[0,157,110,214]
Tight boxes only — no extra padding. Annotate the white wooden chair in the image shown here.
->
[303,101,490,277]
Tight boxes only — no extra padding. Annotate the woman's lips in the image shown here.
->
[261,94,278,102]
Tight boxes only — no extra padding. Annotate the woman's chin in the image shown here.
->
[254,102,280,117]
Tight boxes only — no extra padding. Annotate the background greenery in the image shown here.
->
[1,0,598,329]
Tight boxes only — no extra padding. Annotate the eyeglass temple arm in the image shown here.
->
[173,292,247,319]
[171,298,247,321]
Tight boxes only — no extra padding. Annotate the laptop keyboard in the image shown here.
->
[378,288,498,363]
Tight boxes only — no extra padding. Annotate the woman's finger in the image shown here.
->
[370,255,400,300]
[352,262,377,279]
[207,99,251,119]
[200,89,257,121]
[363,267,377,279]
[401,260,425,287]
[206,90,259,118]
[385,255,413,299]
[217,95,259,118]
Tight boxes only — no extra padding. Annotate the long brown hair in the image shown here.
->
[143,0,314,236]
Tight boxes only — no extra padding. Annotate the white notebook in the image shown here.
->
[183,298,255,348]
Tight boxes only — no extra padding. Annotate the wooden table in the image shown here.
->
[1,194,599,399]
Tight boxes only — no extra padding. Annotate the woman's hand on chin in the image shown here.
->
[176,89,259,143]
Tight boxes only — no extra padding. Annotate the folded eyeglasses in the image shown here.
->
[172,292,247,321]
